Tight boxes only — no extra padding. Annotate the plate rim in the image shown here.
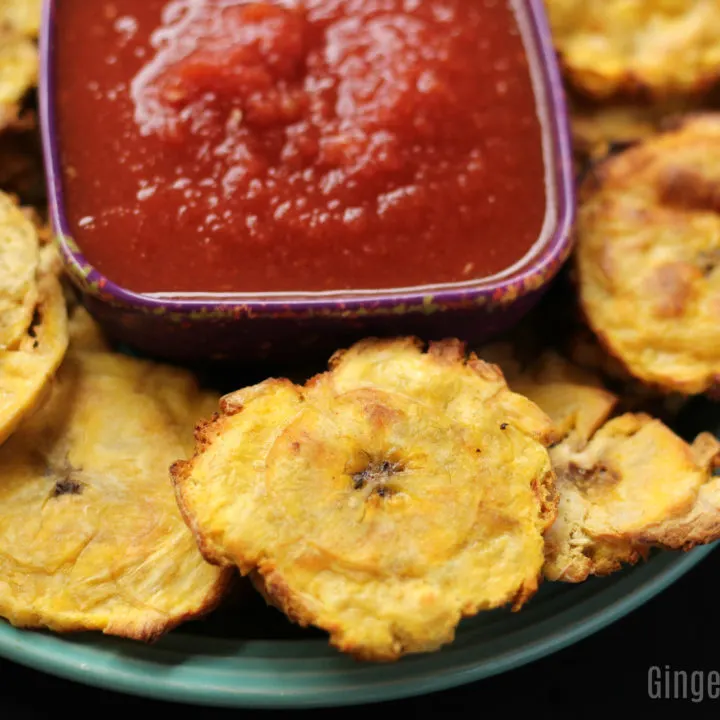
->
[0,544,714,709]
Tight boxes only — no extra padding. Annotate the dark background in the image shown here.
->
[2,546,719,716]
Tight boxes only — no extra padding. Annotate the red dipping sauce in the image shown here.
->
[55,0,548,294]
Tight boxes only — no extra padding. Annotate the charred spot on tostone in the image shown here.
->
[372,485,396,499]
[658,165,720,214]
[568,461,593,479]
[568,461,620,490]
[697,249,720,277]
[352,459,403,493]
[28,307,41,337]
[647,261,699,318]
[27,306,42,347]
[352,473,367,490]
[606,140,640,156]
[48,457,85,498]
[52,478,84,497]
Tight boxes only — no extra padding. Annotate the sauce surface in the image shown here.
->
[56,0,548,294]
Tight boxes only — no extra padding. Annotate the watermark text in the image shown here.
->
[649,666,720,702]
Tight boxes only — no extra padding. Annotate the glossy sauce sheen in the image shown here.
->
[56,0,548,294]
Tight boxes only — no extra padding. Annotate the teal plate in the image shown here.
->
[1,334,717,708]
[0,544,715,708]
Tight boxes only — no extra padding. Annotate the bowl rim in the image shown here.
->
[40,0,575,316]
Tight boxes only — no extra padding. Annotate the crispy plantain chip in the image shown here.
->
[173,338,557,661]
[568,96,696,170]
[546,413,720,582]
[492,349,720,582]
[0,197,68,446]
[0,26,37,130]
[67,304,112,354]
[576,114,720,396]
[0,0,42,39]
[0,338,231,638]
[546,0,720,100]
[572,104,661,156]
[0,191,38,349]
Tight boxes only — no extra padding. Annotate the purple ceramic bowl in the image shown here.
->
[40,0,575,366]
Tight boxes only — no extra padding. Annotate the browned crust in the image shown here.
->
[251,568,314,629]
[564,307,697,422]
[533,467,560,531]
[509,574,541,613]
[545,538,648,584]
[567,98,682,171]
[106,567,236,643]
[327,336,425,371]
[574,299,716,399]
[7,568,236,643]
[637,516,720,551]
[633,433,720,550]
[251,568,404,662]
[574,117,720,398]
[576,113,708,199]
[328,336,507,379]
[560,54,720,104]
[171,378,302,570]
[253,559,547,660]
[576,317,720,402]
[0,253,69,446]
[170,416,230,569]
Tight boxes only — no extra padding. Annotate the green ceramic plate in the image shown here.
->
[0,543,715,708]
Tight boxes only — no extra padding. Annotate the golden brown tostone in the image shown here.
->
[484,346,720,583]
[545,0,720,101]
[0,317,231,638]
[576,114,720,397]
[172,338,558,661]
[0,193,68,446]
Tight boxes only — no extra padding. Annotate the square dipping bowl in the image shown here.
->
[40,0,575,366]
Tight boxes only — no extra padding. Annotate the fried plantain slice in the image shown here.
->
[0,26,37,130]
[0,0,42,38]
[0,191,38,349]
[67,304,112,354]
[546,0,720,100]
[545,414,720,582]
[568,96,695,170]
[576,114,720,397]
[0,227,68,446]
[491,350,720,582]
[0,343,231,638]
[572,104,660,156]
[570,104,658,176]
[173,338,557,661]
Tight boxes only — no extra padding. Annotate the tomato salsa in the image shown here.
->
[55,0,548,294]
